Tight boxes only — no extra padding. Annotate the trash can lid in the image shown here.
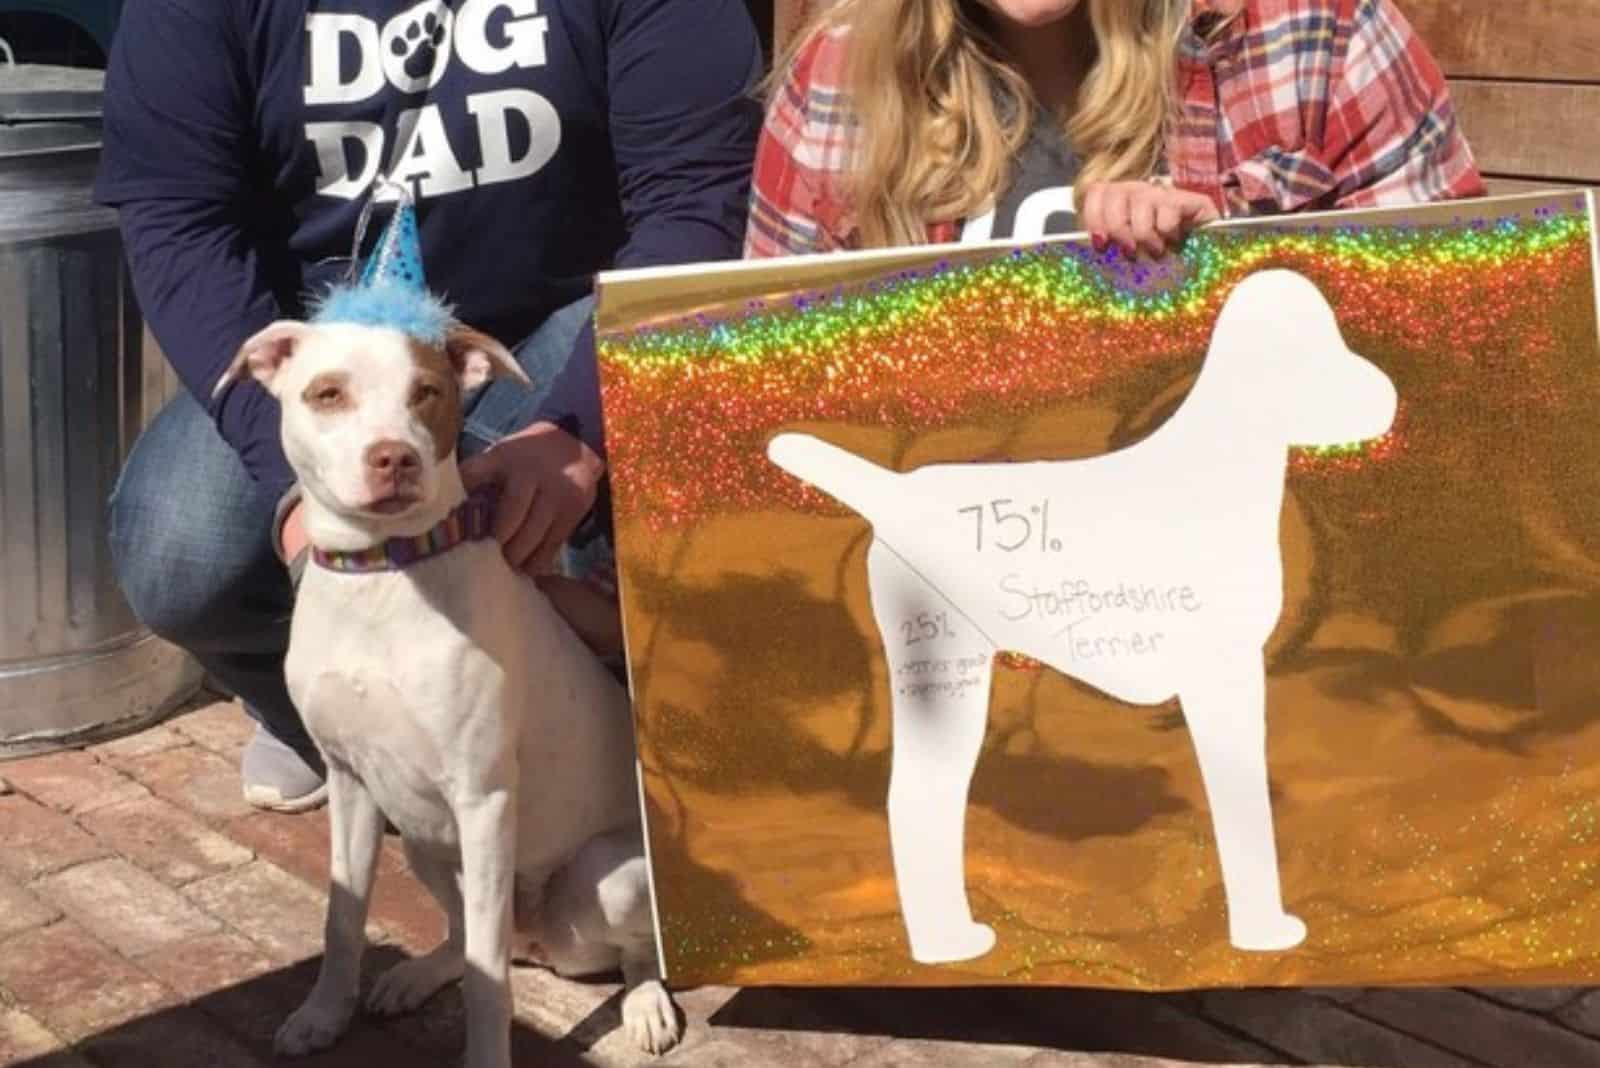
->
[0,120,99,158]
[0,64,104,123]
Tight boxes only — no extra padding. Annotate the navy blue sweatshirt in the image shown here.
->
[96,0,762,495]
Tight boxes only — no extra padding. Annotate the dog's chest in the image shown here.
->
[287,556,521,840]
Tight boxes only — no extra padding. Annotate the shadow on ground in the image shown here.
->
[711,986,1290,1066]
[9,946,630,1068]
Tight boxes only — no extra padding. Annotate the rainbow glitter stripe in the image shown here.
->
[598,200,1597,531]
[312,489,497,573]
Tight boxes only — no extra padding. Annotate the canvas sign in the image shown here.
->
[594,191,1600,989]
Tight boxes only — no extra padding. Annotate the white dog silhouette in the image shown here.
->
[767,269,1397,963]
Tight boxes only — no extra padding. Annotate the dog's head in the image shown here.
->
[1212,270,1398,448]
[217,317,527,536]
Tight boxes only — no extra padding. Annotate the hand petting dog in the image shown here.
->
[460,420,605,578]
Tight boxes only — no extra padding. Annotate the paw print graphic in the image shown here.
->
[392,11,447,81]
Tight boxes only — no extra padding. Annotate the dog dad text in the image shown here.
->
[303,0,560,201]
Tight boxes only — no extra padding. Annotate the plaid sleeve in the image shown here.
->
[744,26,857,258]
[1220,0,1484,215]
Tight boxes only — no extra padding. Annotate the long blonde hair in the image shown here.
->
[784,0,1193,247]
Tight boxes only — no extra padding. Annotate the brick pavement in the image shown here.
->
[0,697,1595,1068]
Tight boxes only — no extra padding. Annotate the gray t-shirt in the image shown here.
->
[961,112,1081,242]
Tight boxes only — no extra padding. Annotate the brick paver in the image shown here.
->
[1560,990,1600,1039]
[35,859,221,959]
[0,1008,67,1063]
[1199,990,1479,1068]
[0,751,148,815]
[164,699,255,760]
[845,1039,1042,1067]
[0,923,176,1042]
[182,860,335,965]
[0,873,60,942]
[1350,989,1600,1066]
[0,796,107,882]
[77,796,253,887]
[87,722,189,761]
[0,703,1596,1067]
[113,745,255,822]
[71,1007,271,1068]
[1474,986,1586,1012]
[134,931,278,1001]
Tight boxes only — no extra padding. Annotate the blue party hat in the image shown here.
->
[357,190,427,291]
[311,178,452,345]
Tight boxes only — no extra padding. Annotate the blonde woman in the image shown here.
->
[746,0,1484,258]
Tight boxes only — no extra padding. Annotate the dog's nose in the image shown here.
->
[364,440,421,475]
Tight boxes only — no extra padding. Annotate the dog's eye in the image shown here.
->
[301,374,351,411]
[413,383,441,404]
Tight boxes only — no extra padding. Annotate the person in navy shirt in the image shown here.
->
[97,0,762,812]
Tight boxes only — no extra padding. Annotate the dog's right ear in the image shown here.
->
[214,321,313,399]
[445,324,531,393]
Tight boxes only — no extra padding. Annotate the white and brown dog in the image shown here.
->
[218,313,678,1067]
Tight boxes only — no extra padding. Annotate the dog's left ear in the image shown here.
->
[445,324,531,392]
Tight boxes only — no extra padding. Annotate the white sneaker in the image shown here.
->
[241,726,328,813]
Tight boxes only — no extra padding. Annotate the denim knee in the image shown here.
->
[107,486,285,655]
[107,395,290,656]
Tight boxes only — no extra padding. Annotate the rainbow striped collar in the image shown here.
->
[311,489,497,574]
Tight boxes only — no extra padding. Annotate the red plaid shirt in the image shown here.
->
[746,0,1485,256]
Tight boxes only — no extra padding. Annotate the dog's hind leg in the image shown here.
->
[275,764,387,1056]
[867,539,999,964]
[532,828,682,1054]
[367,842,465,1016]
[1179,653,1306,951]
[620,942,679,1056]
[600,841,681,1057]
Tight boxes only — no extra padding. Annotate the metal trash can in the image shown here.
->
[0,58,201,756]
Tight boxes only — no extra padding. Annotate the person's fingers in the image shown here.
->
[524,489,569,575]
[1129,190,1164,258]
[531,493,584,575]
[458,449,499,492]
[1154,196,1185,247]
[488,468,536,548]
[506,488,559,573]
[1080,183,1106,245]
[1100,185,1136,256]
[1179,190,1221,227]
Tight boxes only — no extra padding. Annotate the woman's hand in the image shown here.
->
[460,421,605,578]
[1079,181,1220,259]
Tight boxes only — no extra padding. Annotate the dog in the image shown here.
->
[217,312,680,1066]
[767,269,1397,963]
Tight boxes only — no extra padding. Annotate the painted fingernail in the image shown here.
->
[1091,232,1106,251]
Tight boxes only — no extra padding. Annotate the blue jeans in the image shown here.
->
[108,297,596,772]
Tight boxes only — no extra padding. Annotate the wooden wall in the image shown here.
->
[1404,0,1600,191]
[760,0,1599,192]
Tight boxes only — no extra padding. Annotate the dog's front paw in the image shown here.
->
[622,980,681,1055]
[367,949,465,1016]
[273,995,355,1057]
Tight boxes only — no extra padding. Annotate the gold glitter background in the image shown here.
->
[599,193,1600,988]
